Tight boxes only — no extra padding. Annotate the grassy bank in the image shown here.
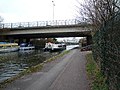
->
[0,50,70,88]
[86,52,108,90]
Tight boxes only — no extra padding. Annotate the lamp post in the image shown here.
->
[52,1,55,21]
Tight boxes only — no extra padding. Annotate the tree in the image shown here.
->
[77,0,120,31]
[77,1,120,89]
[46,38,58,43]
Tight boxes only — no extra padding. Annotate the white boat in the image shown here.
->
[66,45,80,50]
[44,42,66,51]
[0,42,19,53]
[19,43,35,50]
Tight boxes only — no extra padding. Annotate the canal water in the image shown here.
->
[0,45,79,83]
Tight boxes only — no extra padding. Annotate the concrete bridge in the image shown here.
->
[0,19,92,44]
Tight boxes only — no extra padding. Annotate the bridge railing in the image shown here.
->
[0,19,84,29]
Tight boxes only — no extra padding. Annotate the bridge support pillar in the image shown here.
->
[86,35,92,45]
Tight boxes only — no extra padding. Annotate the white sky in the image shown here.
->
[0,0,82,23]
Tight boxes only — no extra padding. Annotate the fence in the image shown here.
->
[92,13,120,90]
[0,19,86,29]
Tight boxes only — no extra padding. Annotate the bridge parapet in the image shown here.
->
[0,19,88,29]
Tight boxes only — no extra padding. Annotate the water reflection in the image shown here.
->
[0,50,60,83]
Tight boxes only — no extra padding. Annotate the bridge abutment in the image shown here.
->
[86,35,92,45]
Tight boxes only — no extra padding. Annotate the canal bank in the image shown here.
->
[0,45,80,85]
[0,50,70,89]
[3,49,90,90]
[0,50,61,84]
[0,45,78,88]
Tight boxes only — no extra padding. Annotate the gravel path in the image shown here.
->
[4,49,90,90]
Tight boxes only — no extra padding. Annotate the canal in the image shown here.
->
[0,45,79,83]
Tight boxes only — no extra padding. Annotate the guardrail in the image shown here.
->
[0,19,87,29]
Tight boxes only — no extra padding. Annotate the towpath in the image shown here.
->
[4,49,90,90]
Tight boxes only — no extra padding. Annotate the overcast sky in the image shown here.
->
[0,0,82,23]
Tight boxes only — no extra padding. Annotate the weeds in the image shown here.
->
[86,53,108,90]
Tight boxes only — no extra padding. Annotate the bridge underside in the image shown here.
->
[5,32,91,39]
[1,31,92,45]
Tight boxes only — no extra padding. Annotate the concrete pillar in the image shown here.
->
[86,35,92,45]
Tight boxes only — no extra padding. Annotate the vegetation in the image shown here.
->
[78,0,120,89]
[77,0,120,30]
[86,53,108,90]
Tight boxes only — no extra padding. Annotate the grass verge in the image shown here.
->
[86,52,108,90]
[0,50,70,88]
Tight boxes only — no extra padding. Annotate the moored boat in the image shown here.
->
[0,42,19,53]
[44,42,66,51]
[19,43,35,50]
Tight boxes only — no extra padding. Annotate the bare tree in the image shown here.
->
[77,0,120,31]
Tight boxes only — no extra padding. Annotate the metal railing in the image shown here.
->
[0,19,84,29]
